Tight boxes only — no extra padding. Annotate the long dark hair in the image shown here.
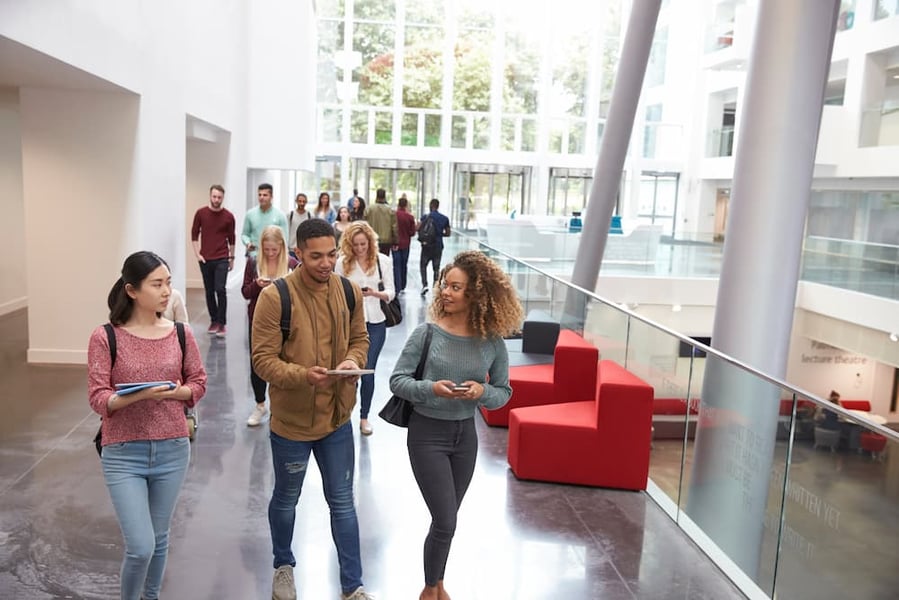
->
[108,251,169,325]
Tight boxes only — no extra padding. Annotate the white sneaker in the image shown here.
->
[247,404,268,426]
[342,586,374,600]
[272,565,296,600]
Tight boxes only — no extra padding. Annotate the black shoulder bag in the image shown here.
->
[379,324,433,427]
[376,259,402,327]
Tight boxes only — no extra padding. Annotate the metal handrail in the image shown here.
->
[455,230,899,441]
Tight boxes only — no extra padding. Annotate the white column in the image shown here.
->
[686,0,840,579]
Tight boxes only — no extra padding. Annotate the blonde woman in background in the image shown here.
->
[335,221,395,436]
[243,226,299,426]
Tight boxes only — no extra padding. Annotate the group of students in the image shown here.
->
[87,217,524,600]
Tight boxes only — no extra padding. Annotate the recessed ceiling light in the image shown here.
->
[890,332,899,342]
[672,304,682,312]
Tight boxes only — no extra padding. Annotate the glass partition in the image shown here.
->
[773,398,899,599]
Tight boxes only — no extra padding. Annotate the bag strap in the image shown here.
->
[175,321,186,379]
[413,324,433,380]
[105,322,186,371]
[275,276,356,345]
[104,323,117,367]
[376,258,385,291]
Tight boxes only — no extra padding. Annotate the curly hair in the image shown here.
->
[429,250,523,338]
[339,221,380,276]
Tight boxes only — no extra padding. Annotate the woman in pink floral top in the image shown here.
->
[87,251,207,600]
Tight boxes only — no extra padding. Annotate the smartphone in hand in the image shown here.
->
[452,384,471,392]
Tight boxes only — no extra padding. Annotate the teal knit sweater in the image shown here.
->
[389,323,511,421]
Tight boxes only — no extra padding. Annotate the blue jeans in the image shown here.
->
[391,247,410,291]
[361,321,387,419]
[199,258,229,325]
[101,438,191,600]
[268,426,363,594]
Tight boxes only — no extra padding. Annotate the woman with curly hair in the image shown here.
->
[335,221,395,436]
[389,250,523,600]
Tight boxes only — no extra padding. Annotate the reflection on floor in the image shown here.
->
[0,286,744,599]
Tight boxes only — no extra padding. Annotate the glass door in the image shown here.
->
[637,171,680,237]
[452,163,531,229]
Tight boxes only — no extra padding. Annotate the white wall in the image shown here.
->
[20,88,139,363]
[0,89,26,315]
[247,0,316,171]
[0,0,317,362]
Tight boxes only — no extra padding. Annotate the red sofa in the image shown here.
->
[651,398,700,440]
[839,400,871,412]
[507,360,654,490]
[481,329,599,427]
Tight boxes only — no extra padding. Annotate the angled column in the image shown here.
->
[566,0,661,325]
[685,0,840,583]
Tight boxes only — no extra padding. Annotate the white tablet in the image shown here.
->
[325,369,375,376]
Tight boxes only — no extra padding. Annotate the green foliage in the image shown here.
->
[453,38,491,111]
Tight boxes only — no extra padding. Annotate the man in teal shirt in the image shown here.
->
[242,183,289,257]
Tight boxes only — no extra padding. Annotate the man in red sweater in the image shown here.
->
[392,195,417,293]
[191,184,236,336]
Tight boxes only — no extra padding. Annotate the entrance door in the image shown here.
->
[368,167,424,214]
[637,171,680,237]
[452,163,530,230]
[353,158,437,217]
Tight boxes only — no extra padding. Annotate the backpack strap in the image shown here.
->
[104,323,117,367]
[274,278,291,345]
[274,276,357,346]
[175,321,186,378]
[340,275,356,314]
[106,322,186,373]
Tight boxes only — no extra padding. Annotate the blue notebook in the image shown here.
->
[114,381,176,395]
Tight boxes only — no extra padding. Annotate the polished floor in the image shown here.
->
[0,277,745,599]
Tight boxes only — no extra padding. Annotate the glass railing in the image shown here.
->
[874,0,899,20]
[464,220,899,302]
[447,231,899,600]
[859,101,899,147]
[705,22,735,53]
[801,236,899,299]
[707,126,735,157]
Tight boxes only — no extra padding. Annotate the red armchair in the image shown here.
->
[860,432,887,459]
[507,360,654,490]
[480,329,599,427]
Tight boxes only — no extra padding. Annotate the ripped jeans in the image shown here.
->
[268,424,363,594]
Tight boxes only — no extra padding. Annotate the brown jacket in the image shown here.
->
[251,268,369,441]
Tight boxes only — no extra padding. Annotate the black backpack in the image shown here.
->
[93,322,186,455]
[418,215,437,245]
[273,276,356,344]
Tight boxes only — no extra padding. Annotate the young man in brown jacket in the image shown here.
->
[251,218,373,600]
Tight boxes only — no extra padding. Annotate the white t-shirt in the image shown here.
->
[287,210,312,249]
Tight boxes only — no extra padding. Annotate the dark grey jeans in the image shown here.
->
[406,412,477,586]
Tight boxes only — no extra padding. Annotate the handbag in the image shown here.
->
[376,259,402,327]
[379,324,433,427]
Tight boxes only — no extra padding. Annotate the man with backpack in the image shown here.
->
[418,198,451,296]
[250,219,373,600]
